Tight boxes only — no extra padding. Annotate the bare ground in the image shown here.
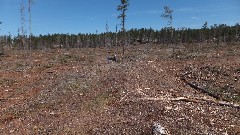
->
[0,44,240,134]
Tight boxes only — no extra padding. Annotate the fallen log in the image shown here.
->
[178,77,240,109]
[180,77,225,101]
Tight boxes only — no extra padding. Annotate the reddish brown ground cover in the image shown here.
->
[0,44,240,134]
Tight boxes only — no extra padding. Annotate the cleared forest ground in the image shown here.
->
[0,43,240,134]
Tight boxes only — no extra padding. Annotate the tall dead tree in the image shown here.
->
[105,20,111,52]
[235,23,239,41]
[0,22,3,54]
[20,0,26,50]
[117,0,129,56]
[28,0,33,53]
[0,22,2,30]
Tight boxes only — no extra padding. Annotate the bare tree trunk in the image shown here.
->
[20,0,26,50]
[28,0,32,55]
[0,39,4,54]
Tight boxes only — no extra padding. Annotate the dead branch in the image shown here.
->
[0,98,22,101]
[140,97,204,103]
[139,97,240,109]
[119,93,129,102]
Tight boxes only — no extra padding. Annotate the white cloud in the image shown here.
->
[112,13,117,17]
[177,8,193,12]
[146,10,162,14]
[176,8,213,13]
[127,10,162,16]
[189,24,201,28]
[88,17,96,20]
[191,17,200,20]
[208,15,219,17]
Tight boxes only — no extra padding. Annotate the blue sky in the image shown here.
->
[0,0,239,36]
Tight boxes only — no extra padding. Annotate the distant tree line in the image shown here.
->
[0,23,239,51]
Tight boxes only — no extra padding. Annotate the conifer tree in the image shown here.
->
[117,0,129,56]
[161,6,173,26]
[161,6,173,45]
[202,21,208,43]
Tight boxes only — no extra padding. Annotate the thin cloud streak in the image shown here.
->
[127,10,162,16]
[177,8,193,12]
[189,24,202,29]
[146,10,162,14]
[191,17,200,20]
[176,8,213,13]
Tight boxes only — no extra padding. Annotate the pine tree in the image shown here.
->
[117,0,129,56]
[161,6,173,26]
[161,6,173,45]
[201,21,208,42]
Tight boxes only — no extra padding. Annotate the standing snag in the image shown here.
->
[28,0,33,53]
[0,21,2,30]
[0,22,3,54]
[20,0,26,50]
